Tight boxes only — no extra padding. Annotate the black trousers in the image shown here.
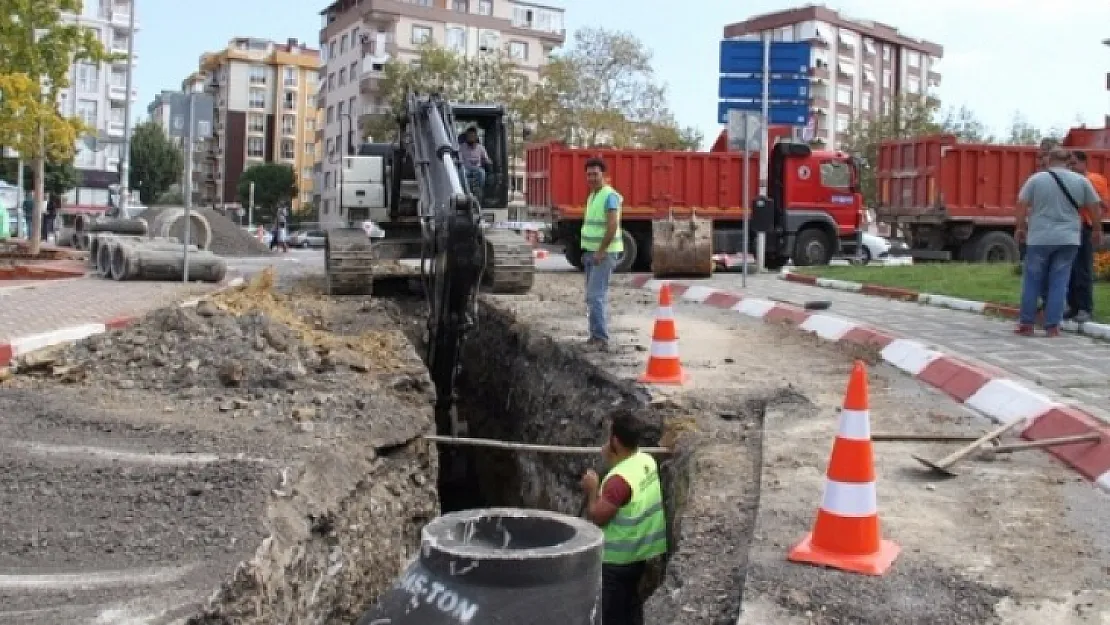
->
[1067,225,1095,315]
[602,561,646,625]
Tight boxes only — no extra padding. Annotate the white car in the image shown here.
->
[842,232,892,264]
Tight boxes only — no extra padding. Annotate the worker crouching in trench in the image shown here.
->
[580,407,669,625]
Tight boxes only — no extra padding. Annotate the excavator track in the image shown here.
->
[481,227,535,294]
[324,228,376,296]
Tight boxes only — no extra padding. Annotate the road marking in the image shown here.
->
[0,565,196,590]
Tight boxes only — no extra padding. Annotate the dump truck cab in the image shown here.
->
[766,142,863,267]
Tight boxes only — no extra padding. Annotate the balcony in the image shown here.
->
[109,11,139,29]
[927,70,941,84]
[360,69,385,94]
[810,65,830,80]
[108,84,127,101]
[106,121,125,138]
[361,36,397,59]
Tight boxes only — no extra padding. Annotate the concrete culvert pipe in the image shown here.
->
[112,244,225,282]
[356,508,603,625]
[152,209,213,250]
[87,217,149,236]
[96,238,118,279]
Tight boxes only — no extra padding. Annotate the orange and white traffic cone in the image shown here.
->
[787,360,900,576]
[638,283,689,385]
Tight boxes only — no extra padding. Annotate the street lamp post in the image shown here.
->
[118,1,137,206]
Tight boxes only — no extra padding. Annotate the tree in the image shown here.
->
[128,121,182,205]
[0,0,111,253]
[1004,113,1043,146]
[939,105,992,143]
[236,163,296,222]
[0,158,77,196]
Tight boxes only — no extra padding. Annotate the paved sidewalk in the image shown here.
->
[705,273,1110,423]
[0,277,216,343]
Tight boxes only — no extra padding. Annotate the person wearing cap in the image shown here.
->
[1065,150,1106,323]
[1015,148,1102,336]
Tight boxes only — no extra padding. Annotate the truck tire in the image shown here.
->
[632,231,652,272]
[969,231,1019,263]
[564,241,584,270]
[792,228,833,266]
[613,230,638,273]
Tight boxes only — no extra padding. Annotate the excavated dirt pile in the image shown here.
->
[140,206,272,257]
[1,271,439,624]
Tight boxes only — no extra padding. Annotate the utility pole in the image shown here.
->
[248,181,255,227]
[182,93,195,282]
[118,0,137,206]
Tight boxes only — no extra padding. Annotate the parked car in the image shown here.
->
[292,229,327,248]
[840,232,894,264]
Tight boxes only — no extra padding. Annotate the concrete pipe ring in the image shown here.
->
[355,507,603,625]
[96,239,116,279]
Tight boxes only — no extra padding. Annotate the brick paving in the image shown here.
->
[705,272,1110,425]
[0,277,215,343]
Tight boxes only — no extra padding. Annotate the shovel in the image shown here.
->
[912,418,1027,478]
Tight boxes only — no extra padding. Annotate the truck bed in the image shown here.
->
[876,135,1110,225]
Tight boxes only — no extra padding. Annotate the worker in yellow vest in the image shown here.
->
[581,157,623,350]
[580,408,669,625]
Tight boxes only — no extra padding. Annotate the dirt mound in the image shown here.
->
[141,206,271,257]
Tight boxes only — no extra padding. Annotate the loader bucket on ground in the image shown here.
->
[651,213,714,279]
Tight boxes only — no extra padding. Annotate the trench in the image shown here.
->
[388,294,769,624]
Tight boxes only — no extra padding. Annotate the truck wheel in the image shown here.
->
[564,242,584,271]
[792,228,833,266]
[632,232,652,272]
[970,231,1019,263]
[613,230,638,273]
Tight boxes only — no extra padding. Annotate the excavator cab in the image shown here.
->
[450,104,510,212]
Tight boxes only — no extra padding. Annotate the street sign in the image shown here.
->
[717,101,809,126]
[727,110,763,153]
[719,40,811,75]
[168,92,215,139]
[719,76,809,100]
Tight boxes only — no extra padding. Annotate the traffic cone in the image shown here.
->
[787,361,900,576]
[638,283,689,385]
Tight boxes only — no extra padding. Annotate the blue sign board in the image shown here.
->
[719,76,809,100]
[719,40,811,75]
[717,101,809,126]
[718,40,813,128]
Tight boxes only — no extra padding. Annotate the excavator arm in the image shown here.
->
[401,92,486,427]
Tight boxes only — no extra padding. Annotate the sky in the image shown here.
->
[133,0,1110,142]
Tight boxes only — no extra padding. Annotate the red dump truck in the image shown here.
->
[876,129,1110,262]
[526,130,864,272]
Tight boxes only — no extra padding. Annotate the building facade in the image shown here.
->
[180,38,322,212]
[724,6,943,150]
[315,0,566,226]
[60,0,139,207]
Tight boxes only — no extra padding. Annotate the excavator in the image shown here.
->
[324,93,534,438]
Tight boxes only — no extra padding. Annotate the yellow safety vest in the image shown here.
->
[581,184,623,253]
[600,450,668,564]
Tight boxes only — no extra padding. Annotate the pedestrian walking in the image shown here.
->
[1015,148,1102,336]
[580,408,669,625]
[21,191,33,239]
[43,193,59,242]
[581,157,623,350]
[1065,150,1106,323]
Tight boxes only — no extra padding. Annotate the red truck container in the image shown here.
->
[526,134,864,272]
[876,134,1110,262]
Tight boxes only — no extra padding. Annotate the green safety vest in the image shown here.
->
[600,450,668,564]
[581,185,623,253]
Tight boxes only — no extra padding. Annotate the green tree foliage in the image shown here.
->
[1002,112,1062,146]
[939,105,992,143]
[0,158,77,196]
[128,121,183,205]
[236,163,296,222]
[0,0,113,252]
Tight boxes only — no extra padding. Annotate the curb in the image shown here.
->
[0,276,246,369]
[780,271,1110,341]
[629,275,1110,494]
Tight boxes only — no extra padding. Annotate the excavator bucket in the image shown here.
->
[651,211,714,279]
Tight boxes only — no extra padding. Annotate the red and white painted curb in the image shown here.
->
[782,271,1110,341]
[0,276,246,369]
[629,275,1110,494]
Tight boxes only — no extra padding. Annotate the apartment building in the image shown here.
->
[724,5,943,150]
[182,38,322,212]
[59,0,138,207]
[315,0,566,226]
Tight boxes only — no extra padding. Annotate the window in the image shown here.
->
[329,41,336,58]
[907,51,921,68]
[863,39,876,56]
[281,139,295,160]
[882,46,892,62]
[76,99,98,127]
[348,96,356,116]
[283,91,296,110]
[412,25,432,44]
[349,61,357,79]
[861,91,872,111]
[305,142,315,157]
[249,65,266,84]
[249,88,265,108]
[284,67,297,87]
[282,114,296,135]
[302,167,313,178]
[834,113,851,134]
[77,63,99,92]
[248,113,265,133]
[340,34,348,54]
[328,73,335,90]
[477,0,492,15]
[327,106,334,123]
[338,68,346,86]
[862,67,876,83]
[325,172,332,188]
[836,84,852,106]
[837,29,856,48]
[337,101,345,117]
[820,160,852,188]
[882,70,891,89]
[247,136,264,157]
[478,29,499,54]
[907,75,921,93]
[326,138,334,154]
[446,27,466,52]
[306,118,316,131]
[452,0,468,10]
[110,68,126,88]
[509,41,528,60]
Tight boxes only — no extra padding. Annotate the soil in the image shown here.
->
[140,207,272,257]
[0,269,438,624]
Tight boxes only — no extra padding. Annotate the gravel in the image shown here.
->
[140,206,271,257]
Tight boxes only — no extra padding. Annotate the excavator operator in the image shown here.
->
[458,126,493,195]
